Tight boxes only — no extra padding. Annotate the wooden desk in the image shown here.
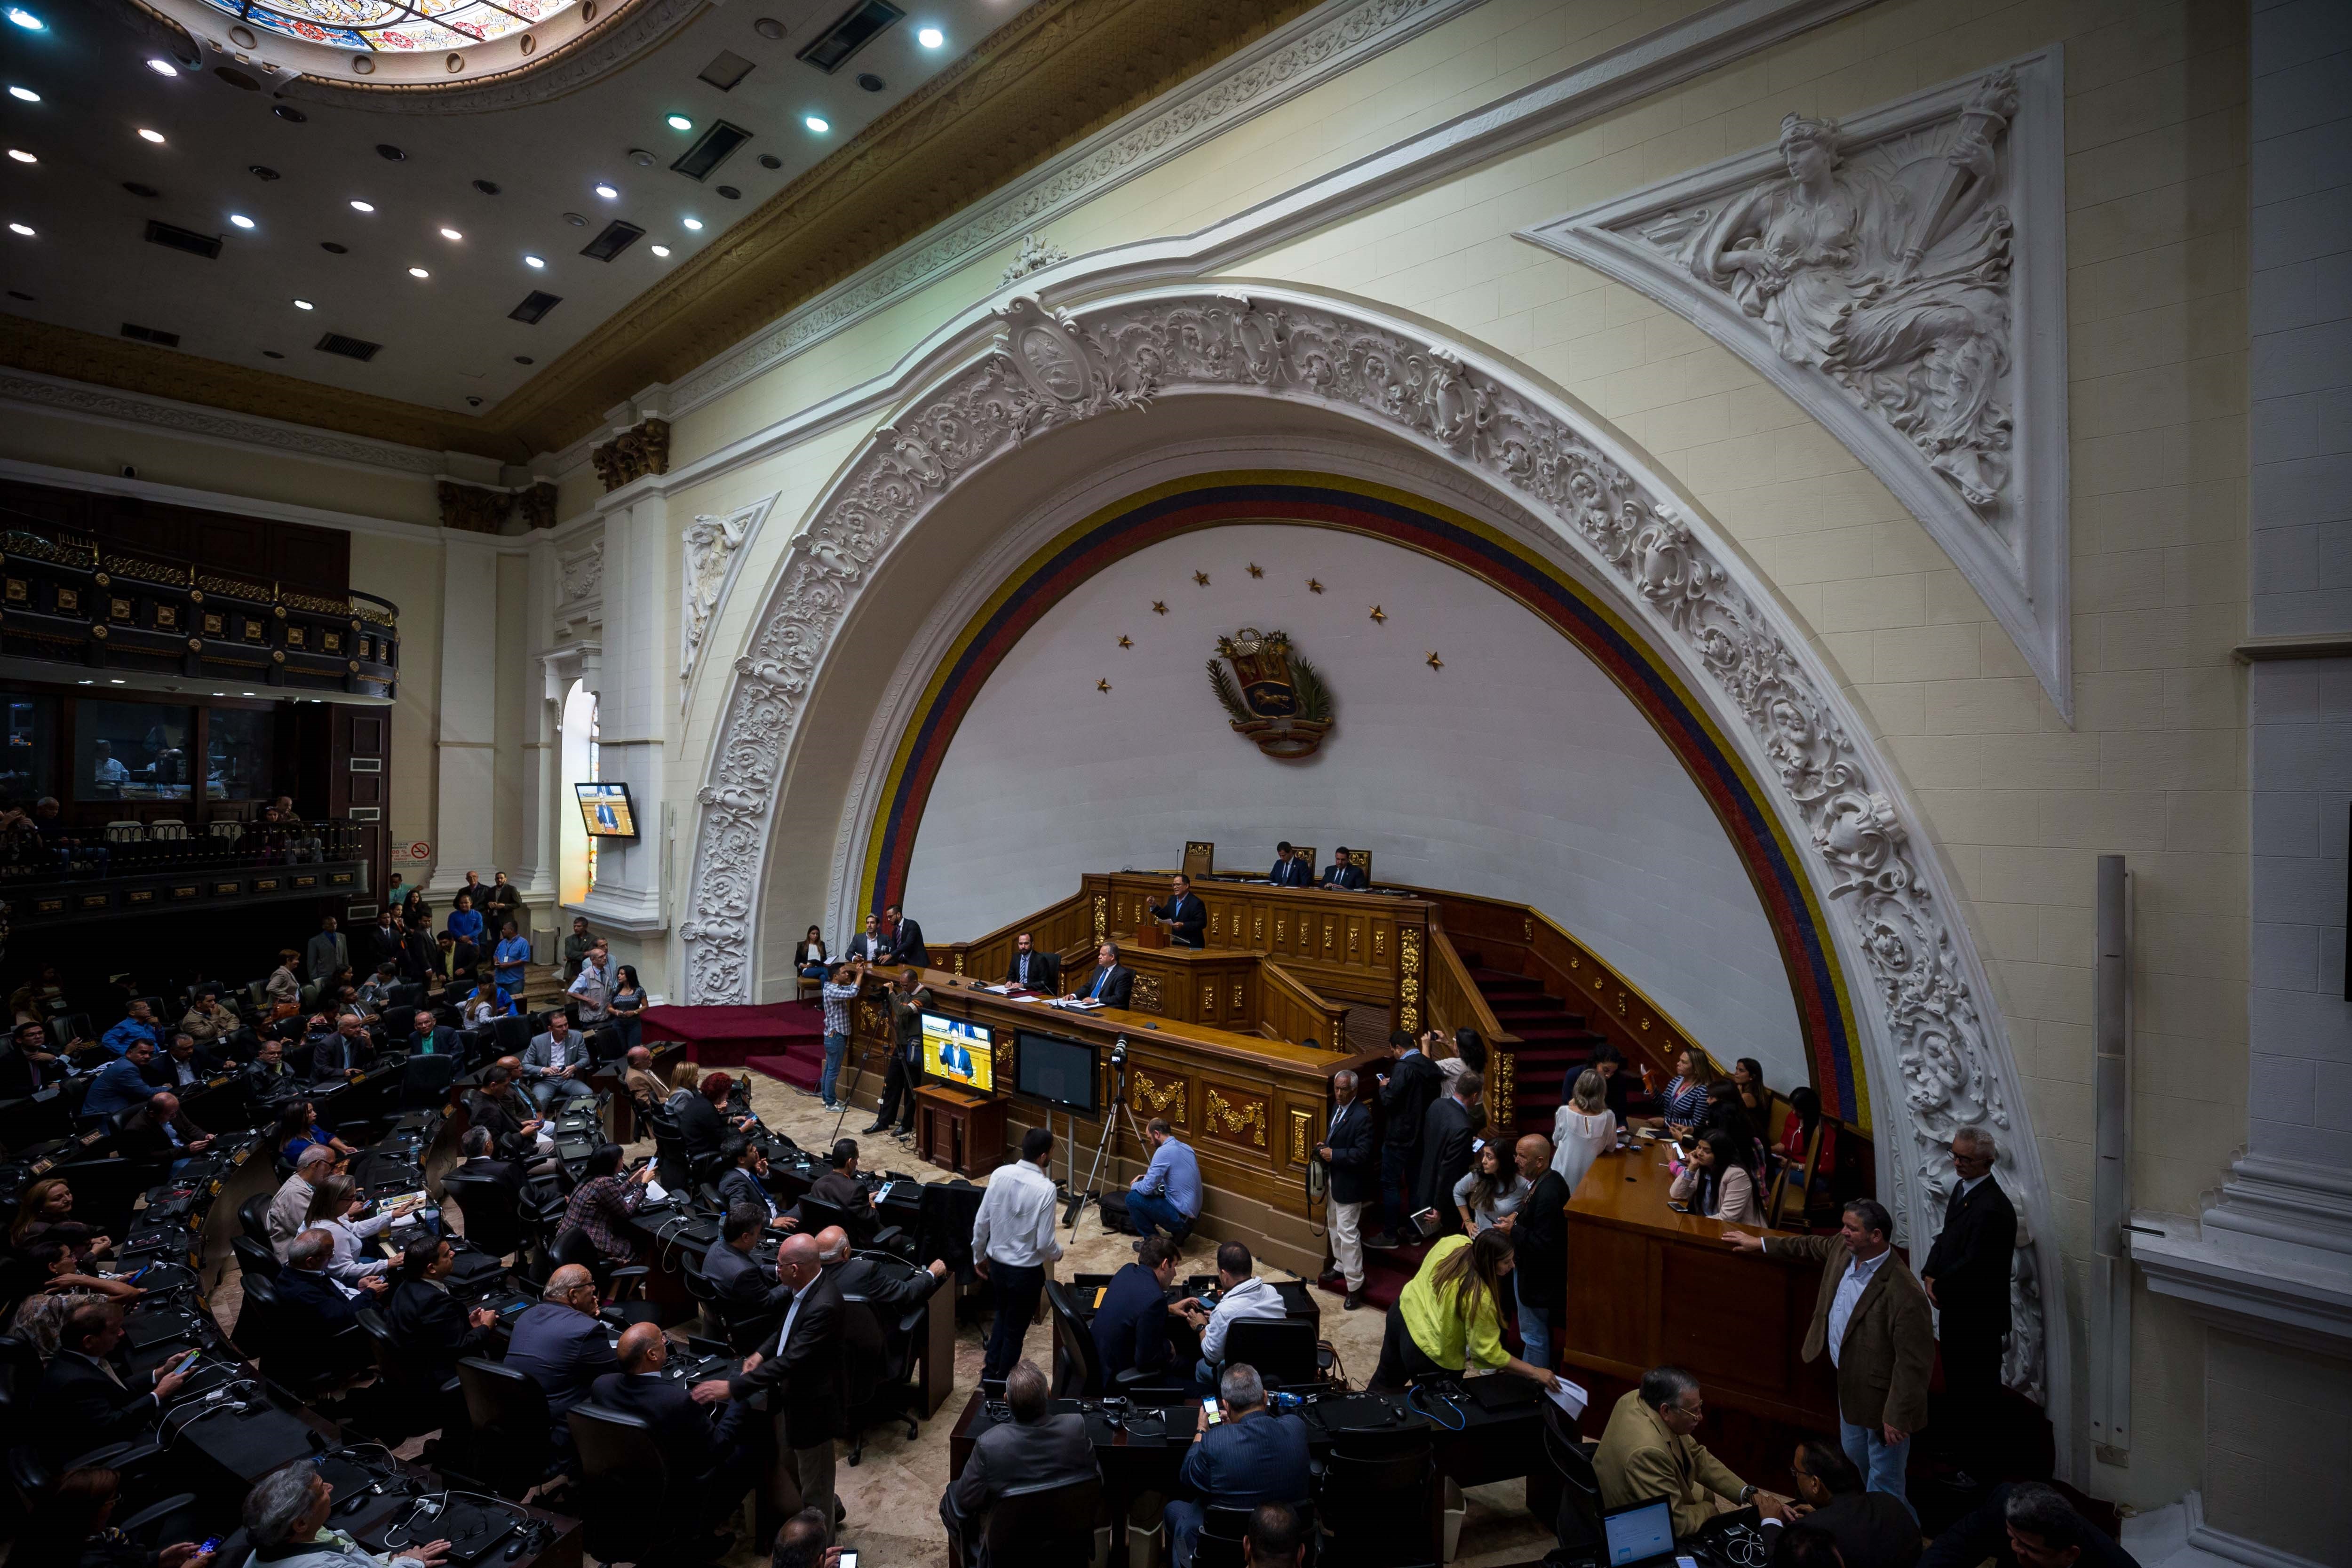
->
[914,1082,1005,1178]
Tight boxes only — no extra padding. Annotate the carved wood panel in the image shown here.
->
[1203,1083,1268,1150]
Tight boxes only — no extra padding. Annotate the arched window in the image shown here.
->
[558,678,600,906]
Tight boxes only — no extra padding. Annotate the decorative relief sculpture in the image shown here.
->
[1518,54,2069,722]
[1000,233,1071,287]
[680,284,2047,1399]
[558,540,603,608]
[679,497,774,708]
[1209,629,1334,758]
[437,481,510,534]
[591,418,671,492]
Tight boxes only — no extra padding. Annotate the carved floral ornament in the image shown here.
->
[679,285,2051,1400]
[679,496,777,708]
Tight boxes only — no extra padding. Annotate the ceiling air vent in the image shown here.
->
[578,222,645,262]
[698,49,756,91]
[315,333,382,362]
[120,322,180,347]
[796,0,902,73]
[143,220,221,259]
[508,291,563,324]
[669,121,752,182]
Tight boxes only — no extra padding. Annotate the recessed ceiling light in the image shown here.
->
[109,679,125,685]
[753,16,784,39]
[514,355,533,365]
[650,244,671,257]
[6,223,32,237]
[917,25,943,48]
[248,164,280,181]
[5,149,32,164]
[6,86,37,103]
[666,114,692,131]
[293,298,313,309]
[758,153,781,170]
[5,7,43,30]
[682,216,703,231]
[228,213,254,229]
[407,266,429,279]
[145,58,179,77]
[524,254,545,268]
[439,227,462,240]
[319,241,347,253]
[803,115,829,133]
[349,199,374,213]
[271,104,306,122]
[594,183,618,199]
[261,350,282,359]
[137,128,165,144]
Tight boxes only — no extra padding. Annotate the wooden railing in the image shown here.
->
[929,889,1094,984]
[1421,913,1524,1126]
[1259,960,1349,1052]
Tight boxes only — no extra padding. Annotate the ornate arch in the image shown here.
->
[679,285,2058,1407]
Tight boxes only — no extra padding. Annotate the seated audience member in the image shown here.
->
[676,1069,746,1165]
[19,1239,143,1305]
[408,1009,462,1058]
[1002,931,1060,992]
[1781,1085,1837,1180]
[818,1221,948,1309]
[242,1457,453,1568]
[13,1177,109,1262]
[303,1174,394,1287]
[941,1359,1098,1568]
[1128,1118,1202,1241]
[1174,1241,1286,1388]
[717,1134,787,1225]
[796,925,831,979]
[310,1015,372,1081]
[1672,1129,1765,1226]
[804,1138,871,1214]
[276,1228,385,1365]
[179,987,245,1051]
[622,1044,667,1113]
[1246,1502,1312,1568]
[503,1265,620,1433]
[1321,847,1367,890]
[32,1299,193,1465]
[1065,942,1134,1008]
[269,1145,339,1258]
[16,1462,213,1568]
[381,1237,500,1387]
[1369,1227,1560,1392]
[245,1039,299,1102]
[145,1032,220,1091]
[466,1066,557,1174]
[82,1039,159,1122]
[1917,1482,2139,1568]
[523,1012,596,1111]
[1596,1365,1788,1537]
[1781,1438,1922,1568]
[1453,1138,1529,1234]
[119,1090,215,1173]
[357,963,400,1013]
[1552,1067,1620,1193]
[1644,1047,1711,1130]
[1,1019,62,1096]
[559,1144,657,1266]
[1165,1364,1312,1568]
[771,1507,836,1568]
[588,1322,755,1538]
[459,983,497,1028]
[1093,1233,1185,1384]
[704,1203,795,1314]
[450,1124,524,1194]
[663,1057,704,1112]
[274,1099,355,1167]
[100,1001,162,1058]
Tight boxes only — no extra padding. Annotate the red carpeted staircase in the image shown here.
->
[1467,962,1613,1135]
[1320,1235,1427,1311]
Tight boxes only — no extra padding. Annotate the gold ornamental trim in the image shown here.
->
[1289,1108,1314,1166]
[1203,1084,1267,1149]
[1132,1071,1185,1124]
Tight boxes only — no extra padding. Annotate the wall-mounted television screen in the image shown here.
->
[1015,1030,1097,1116]
[574,781,639,839]
[922,1012,995,1095]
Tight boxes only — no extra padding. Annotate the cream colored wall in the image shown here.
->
[348,530,445,870]
[493,552,530,874]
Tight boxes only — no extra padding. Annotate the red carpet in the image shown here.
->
[641,1000,824,1069]
[1319,1235,1427,1311]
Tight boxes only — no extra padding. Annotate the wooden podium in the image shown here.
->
[1135,916,1170,949]
[913,1083,1005,1178]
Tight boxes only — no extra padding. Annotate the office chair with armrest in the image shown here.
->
[1537,1393,1604,1563]
[796,1194,906,1257]
[679,1248,779,1355]
[567,1404,693,1565]
[237,1194,273,1244]
[451,1357,555,1500]
[1223,1317,1327,1389]
[440,1171,527,1261]
[398,1051,462,1111]
[1319,1437,1441,1568]
[985,1475,1103,1568]
[345,1306,441,1448]
[839,1291,923,1465]
[492,1014,533,1060]
[230,1233,280,1283]
[1197,1500,1318,1568]
[548,1226,655,1322]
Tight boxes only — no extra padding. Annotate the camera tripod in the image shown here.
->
[1065,1041,1148,1232]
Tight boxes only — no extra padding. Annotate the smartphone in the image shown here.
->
[1200,1396,1222,1427]
[839,1553,859,1568]
[196,1538,222,1557]
[165,1348,201,1379]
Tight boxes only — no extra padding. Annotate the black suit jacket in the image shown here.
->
[1804,1490,1924,1568]
[1074,963,1134,1009]
[1415,1095,1478,1232]
[32,1351,159,1465]
[1377,1051,1443,1154]
[1004,949,1061,992]
[1921,1176,2018,1338]
[382,1279,496,1384]
[1089,1261,1172,1383]
[1512,1170,1571,1311]
[675,1094,727,1162]
[835,1254,940,1319]
[504,1302,620,1420]
[1269,858,1312,887]
[1918,1486,2136,1568]
[117,1106,207,1165]
[716,1164,777,1220]
[465,1091,537,1162]
[729,1266,848,1449]
[455,1155,526,1196]
[1150,893,1208,948]
[276,1266,366,1355]
[1321,1099,1379,1205]
[889,918,929,967]
[704,1241,794,1314]
[806,1170,869,1214]
[588,1370,745,1481]
[1321,863,1367,891]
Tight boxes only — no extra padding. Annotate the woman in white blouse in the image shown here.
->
[1551,1068,1619,1194]
[1452,1140,1528,1234]
[1669,1129,1764,1227]
[302,1173,393,1285]
[461,983,497,1028]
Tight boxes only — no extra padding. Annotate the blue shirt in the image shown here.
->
[1132,1136,1201,1218]
[446,909,485,943]
[100,1017,160,1057]
[493,936,531,983]
[83,1056,154,1118]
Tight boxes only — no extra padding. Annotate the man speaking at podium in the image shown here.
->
[1150,874,1208,948]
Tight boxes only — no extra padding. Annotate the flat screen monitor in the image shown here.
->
[1015,1030,1097,1115]
[574,781,639,839]
[921,1012,994,1095]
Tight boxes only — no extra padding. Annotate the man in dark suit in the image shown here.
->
[589,1322,755,1535]
[143,1031,222,1091]
[675,1070,744,1168]
[1920,1126,2017,1488]
[504,1265,620,1437]
[1317,1068,1378,1307]
[804,1138,873,1217]
[941,1359,1099,1568]
[1510,1133,1570,1370]
[245,1038,300,1104]
[1165,1364,1313,1568]
[1371,1031,1441,1247]
[882,903,928,967]
[868,969,931,1137]
[1320,848,1367,891]
[1917,1482,2139,1568]
[1067,941,1135,1008]
[845,914,891,964]
[276,1227,383,1381]
[1092,1234,1183,1383]
[692,1234,846,1549]
[705,1204,796,1319]
[1268,843,1312,887]
[716,1134,785,1225]
[382,1236,501,1388]
[408,1008,461,1059]
[1003,932,1060,993]
[1414,1071,1483,1239]
[1149,874,1208,948]
[451,1125,527,1196]
[1785,1438,1922,1568]
[32,1298,194,1466]
[119,1090,215,1174]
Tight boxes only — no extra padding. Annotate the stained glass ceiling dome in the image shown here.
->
[194,0,580,53]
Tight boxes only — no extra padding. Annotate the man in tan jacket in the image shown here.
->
[1594,1367,1792,1538]
[1729,1197,1934,1512]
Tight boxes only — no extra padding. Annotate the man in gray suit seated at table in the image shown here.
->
[522,1012,596,1112]
[940,1359,1097,1568]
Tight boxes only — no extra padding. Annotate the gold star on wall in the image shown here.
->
[1307,579,1324,593]
[1426,651,1444,670]
[1369,605,1387,624]
[1097,679,1112,692]
[1117,635,1133,648]
[1152,601,1168,615]
[1193,571,1211,586]
[1247,563,1264,578]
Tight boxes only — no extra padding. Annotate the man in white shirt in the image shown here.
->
[1174,1241,1287,1389]
[971,1125,1064,1382]
[268,1144,338,1258]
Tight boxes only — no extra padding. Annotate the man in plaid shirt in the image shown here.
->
[818,957,867,1111]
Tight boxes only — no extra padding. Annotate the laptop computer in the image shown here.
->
[1601,1496,1683,1568]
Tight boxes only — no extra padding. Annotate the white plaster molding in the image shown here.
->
[1518,52,2071,720]
[2133,1154,2352,1352]
[2125,1494,2341,1568]
[1002,235,1073,287]
[679,495,775,710]
[677,284,2059,1417]
[0,369,448,480]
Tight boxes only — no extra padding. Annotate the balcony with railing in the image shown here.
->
[0,817,378,927]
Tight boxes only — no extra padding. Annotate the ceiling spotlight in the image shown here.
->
[666,114,692,131]
[594,183,617,199]
[4,7,43,30]
[803,115,829,133]
[5,149,32,164]
[293,298,313,309]
[228,213,254,229]
[407,266,429,278]
[349,199,374,213]
[6,86,38,103]
[439,226,462,240]
[145,58,179,77]
[682,216,703,231]
[650,244,671,257]
[523,254,545,268]
[8,223,34,237]
[917,25,944,47]
[137,128,165,144]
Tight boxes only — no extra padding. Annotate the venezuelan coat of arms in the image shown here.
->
[1207,629,1334,760]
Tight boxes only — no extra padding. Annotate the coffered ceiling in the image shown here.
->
[0,0,1317,461]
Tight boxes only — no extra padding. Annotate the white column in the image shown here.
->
[573,492,667,939]
[514,540,559,931]
[426,532,500,896]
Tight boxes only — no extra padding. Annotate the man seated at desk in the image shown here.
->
[245,1038,300,1103]
[278,1227,386,1380]
[32,1298,194,1467]
[803,1138,872,1217]
[119,1089,215,1175]
[707,1203,797,1316]
[1003,931,1059,993]
[1175,1241,1285,1390]
[1150,874,1209,948]
[717,1132,790,1226]
[941,1360,1097,1568]
[1165,1364,1312,1568]
[1595,1365,1789,1538]
[1781,1438,1922,1568]
[144,1031,222,1091]
[589,1322,757,1543]
[1093,1234,1186,1384]
[382,1235,501,1389]
[1065,942,1135,1008]
[505,1265,620,1452]
[1320,848,1367,891]
[1127,1117,1201,1242]
[1268,841,1312,887]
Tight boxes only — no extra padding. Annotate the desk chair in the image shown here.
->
[349,1306,444,1448]
[986,1475,1102,1568]
[1041,1278,1181,1401]
[230,1233,280,1282]
[1536,1391,1603,1562]
[399,1051,461,1111]
[840,1290,923,1464]
[568,1404,696,1565]
[1197,1500,1317,1568]
[680,1249,780,1355]
[1767,1120,1827,1229]
[1319,1435,1440,1568]
[1223,1316,1330,1389]
[441,1171,536,1262]
[452,1357,555,1500]
[798,1194,908,1257]
[237,1194,274,1245]
[548,1226,654,1321]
